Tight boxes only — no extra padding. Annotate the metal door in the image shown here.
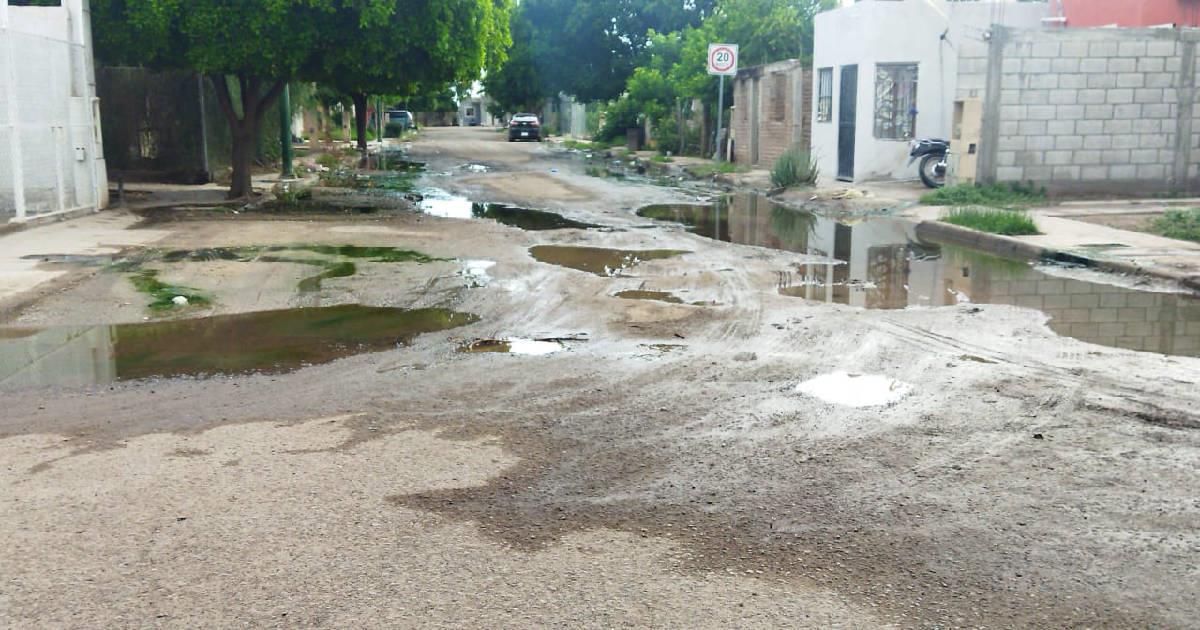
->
[837,65,858,181]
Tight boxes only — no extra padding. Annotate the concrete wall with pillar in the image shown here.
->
[971,26,1199,194]
[0,0,107,223]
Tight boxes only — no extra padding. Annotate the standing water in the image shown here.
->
[638,194,1200,357]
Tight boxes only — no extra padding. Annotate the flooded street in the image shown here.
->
[3,127,1200,628]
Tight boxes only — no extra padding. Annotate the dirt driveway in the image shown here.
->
[1,127,1199,628]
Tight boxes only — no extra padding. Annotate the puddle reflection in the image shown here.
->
[0,305,478,390]
[639,194,1200,357]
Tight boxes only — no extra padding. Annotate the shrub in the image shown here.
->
[315,153,342,170]
[1151,208,1200,243]
[942,207,1040,236]
[922,182,1046,209]
[770,146,819,189]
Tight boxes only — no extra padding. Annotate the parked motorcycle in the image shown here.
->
[909,139,950,188]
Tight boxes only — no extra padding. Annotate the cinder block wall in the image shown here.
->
[732,60,811,169]
[973,27,1199,194]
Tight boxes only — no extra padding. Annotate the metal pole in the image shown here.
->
[714,74,725,161]
[198,74,210,181]
[279,84,293,179]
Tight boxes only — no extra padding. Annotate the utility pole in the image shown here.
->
[714,74,725,162]
[279,84,294,179]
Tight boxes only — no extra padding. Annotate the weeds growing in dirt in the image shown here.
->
[688,162,747,177]
[1151,208,1200,243]
[941,208,1040,236]
[770,146,819,189]
[921,182,1046,209]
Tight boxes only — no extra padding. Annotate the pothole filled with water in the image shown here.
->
[417,188,599,230]
[613,290,684,304]
[457,338,565,355]
[638,194,1200,357]
[529,246,688,277]
[0,305,479,390]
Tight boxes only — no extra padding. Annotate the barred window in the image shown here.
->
[816,68,833,123]
[874,63,918,140]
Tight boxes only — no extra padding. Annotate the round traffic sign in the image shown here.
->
[709,45,737,73]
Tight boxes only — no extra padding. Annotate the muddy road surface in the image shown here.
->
[2,127,1200,628]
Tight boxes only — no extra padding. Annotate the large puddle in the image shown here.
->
[0,305,478,390]
[529,246,688,276]
[639,194,1200,357]
[418,189,598,230]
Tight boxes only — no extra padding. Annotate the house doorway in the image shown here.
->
[837,65,858,181]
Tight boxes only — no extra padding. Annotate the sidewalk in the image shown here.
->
[0,210,170,310]
[902,197,1200,289]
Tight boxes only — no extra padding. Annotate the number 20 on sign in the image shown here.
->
[707,44,738,76]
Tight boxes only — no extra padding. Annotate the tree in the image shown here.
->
[514,0,717,102]
[481,12,547,116]
[92,0,395,198]
[314,0,512,156]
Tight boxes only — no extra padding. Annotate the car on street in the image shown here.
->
[387,110,416,130]
[508,113,541,142]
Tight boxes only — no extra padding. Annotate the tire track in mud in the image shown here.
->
[875,317,1200,431]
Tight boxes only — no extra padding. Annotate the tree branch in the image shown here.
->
[255,79,288,122]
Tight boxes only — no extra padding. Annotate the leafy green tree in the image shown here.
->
[481,12,547,116]
[314,0,512,155]
[513,0,716,102]
[92,0,395,197]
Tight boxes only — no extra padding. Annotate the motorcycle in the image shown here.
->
[909,139,950,189]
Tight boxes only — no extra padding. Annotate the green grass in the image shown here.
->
[130,270,211,311]
[941,207,1040,236]
[688,162,748,177]
[921,182,1046,209]
[1150,208,1200,243]
[563,139,600,151]
[650,155,674,163]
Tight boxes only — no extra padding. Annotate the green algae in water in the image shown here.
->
[0,306,480,388]
[613,290,684,304]
[129,270,211,311]
[298,261,357,292]
[529,246,688,276]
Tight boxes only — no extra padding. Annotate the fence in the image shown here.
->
[0,0,106,223]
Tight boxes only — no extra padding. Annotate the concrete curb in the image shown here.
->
[916,220,1200,293]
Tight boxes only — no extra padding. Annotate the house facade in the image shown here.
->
[730,59,811,169]
[1,0,107,223]
[811,0,1046,183]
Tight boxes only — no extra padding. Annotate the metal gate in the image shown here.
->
[837,65,857,182]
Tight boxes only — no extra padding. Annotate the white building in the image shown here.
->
[811,0,1047,183]
[0,0,107,223]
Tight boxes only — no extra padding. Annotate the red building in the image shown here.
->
[1051,0,1200,27]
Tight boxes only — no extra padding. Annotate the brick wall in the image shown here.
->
[732,60,811,169]
[974,27,1199,194]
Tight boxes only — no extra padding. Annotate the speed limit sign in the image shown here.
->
[707,44,739,76]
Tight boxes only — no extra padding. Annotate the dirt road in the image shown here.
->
[2,127,1199,628]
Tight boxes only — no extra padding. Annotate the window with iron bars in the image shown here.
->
[816,68,833,123]
[874,63,918,140]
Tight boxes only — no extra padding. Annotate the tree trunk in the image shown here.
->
[352,92,369,159]
[211,74,286,199]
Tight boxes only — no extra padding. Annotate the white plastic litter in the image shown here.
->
[172,296,189,307]
[796,371,912,408]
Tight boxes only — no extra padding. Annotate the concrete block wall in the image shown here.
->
[976,26,1199,194]
[732,60,811,169]
[979,273,1200,355]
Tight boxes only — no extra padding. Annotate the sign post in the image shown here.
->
[707,43,738,161]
